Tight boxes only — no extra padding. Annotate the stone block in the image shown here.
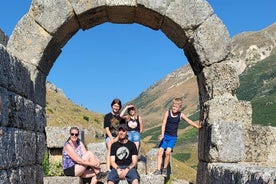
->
[7,14,61,75]
[30,0,79,48]
[197,161,276,184]
[198,62,239,101]
[0,127,15,168]
[245,125,276,163]
[161,0,213,48]
[146,148,158,174]
[87,142,107,163]
[205,94,251,126]
[106,3,136,24]
[43,174,164,184]
[193,15,231,66]
[68,0,107,30]
[15,130,37,166]
[199,120,245,162]
[43,176,83,184]
[135,0,169,30]
[45,126,71,148]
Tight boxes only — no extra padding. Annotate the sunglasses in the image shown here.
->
[70,133,79,137]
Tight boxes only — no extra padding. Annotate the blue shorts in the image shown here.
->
[128,131,140,142]
[107,166,140,184]
[159,134,177,150]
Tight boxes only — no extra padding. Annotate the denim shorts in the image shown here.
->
[107,166,140,184]
[127,131,140,142]
[159,134,177,150]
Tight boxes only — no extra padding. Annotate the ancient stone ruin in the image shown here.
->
[0,0,275,183]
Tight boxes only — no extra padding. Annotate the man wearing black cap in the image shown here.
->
[107,124,140,184]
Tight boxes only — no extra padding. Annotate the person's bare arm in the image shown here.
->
[139,116,144,133]
[181,113,202,128]
[64,143,85,165]
[160,111,169,140]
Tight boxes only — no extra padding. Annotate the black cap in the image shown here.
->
[118,124,128,131]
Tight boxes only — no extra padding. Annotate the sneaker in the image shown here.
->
[153,169,162,175]
[96,171,108,180]
[162,168,167,177]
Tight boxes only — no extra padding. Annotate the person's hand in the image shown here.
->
[198,121,203,128]
[127,104,134,108]
[117,168,125,179]
[120,168,129,179]
[94,159,100,168]
[159,135,163,141]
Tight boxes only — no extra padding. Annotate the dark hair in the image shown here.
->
[111,98,122,110]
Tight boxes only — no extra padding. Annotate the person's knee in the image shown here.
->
[132,178,139,184]
[86,150,93,156]
[157,149,164,157]
[165,150,172,157]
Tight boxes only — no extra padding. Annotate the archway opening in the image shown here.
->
[46,22,189,114]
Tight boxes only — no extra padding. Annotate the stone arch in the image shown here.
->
[5,0,252,183]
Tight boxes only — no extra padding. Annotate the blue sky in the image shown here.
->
[1,1,276,114]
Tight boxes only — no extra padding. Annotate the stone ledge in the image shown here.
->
[44,174,165,184]
[44,176,82,184]
[197,162,276,184]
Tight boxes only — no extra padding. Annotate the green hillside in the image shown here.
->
[46,84,105,144]
[237,54,276,126]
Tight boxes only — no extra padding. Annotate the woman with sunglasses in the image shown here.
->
[62,127,107,183]
[120,103,144,151]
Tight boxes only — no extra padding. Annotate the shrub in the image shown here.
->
[42,150,63,176]
[42,151,49,175]
[47,160,63,176]
[83,115,89,122]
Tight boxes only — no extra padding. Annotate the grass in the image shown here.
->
[237,54,276,126]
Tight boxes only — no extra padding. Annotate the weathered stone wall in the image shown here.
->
[0,40,46,183]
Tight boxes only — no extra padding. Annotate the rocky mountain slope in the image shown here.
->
[230,23,276,74]
[45,82,105,143]
[134,22,276,128]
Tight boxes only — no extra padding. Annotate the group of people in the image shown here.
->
[62,97,202,184]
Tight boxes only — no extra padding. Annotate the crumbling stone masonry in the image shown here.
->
[0,0,275,183]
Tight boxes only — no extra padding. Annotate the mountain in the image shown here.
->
[230,23,276,74]
[132,65,199,129]
[135,22,276,129]
[237,54,276,126]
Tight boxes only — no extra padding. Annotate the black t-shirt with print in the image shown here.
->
[110,140,138,166]
[103,112,124,138]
